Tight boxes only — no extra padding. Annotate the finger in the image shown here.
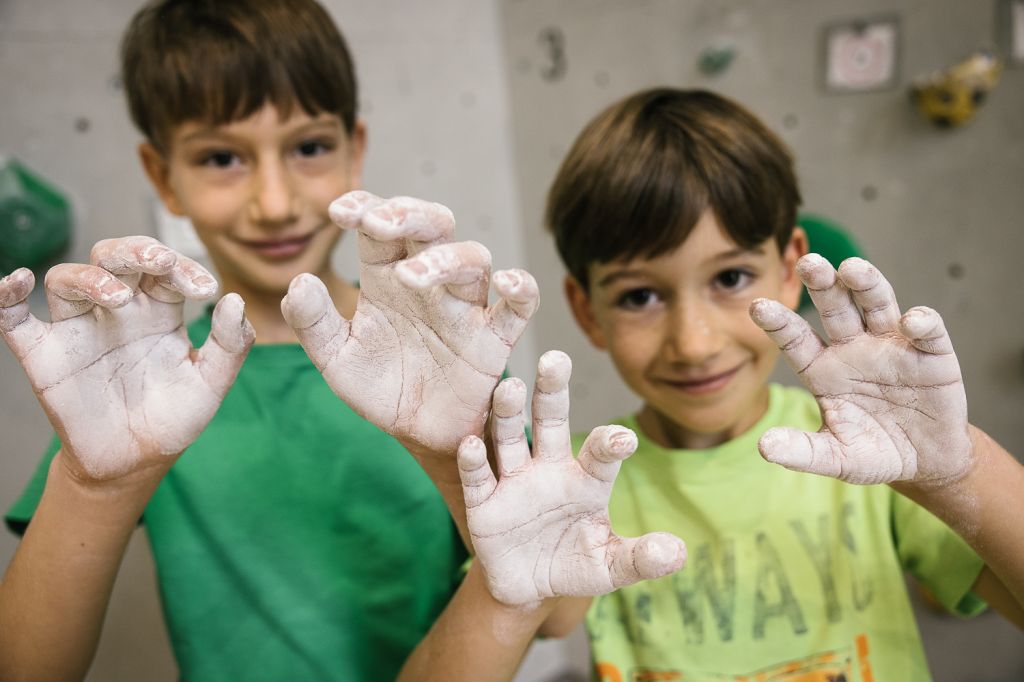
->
[577,425,636,483]
[900,306,955,356]
[749,298,826,375]
[195,293,255,397]
[759,426,905,484]
[488,269,540,346]
[281,273,351,367]
[44,263,133,322]
[608,532,687,588]
[140,254,219,303]
[458,435,497,509]
[758,427,844,479]
[0,269,47,350]
[362,196,455,256]
[838,258,901,336]
[330,190,403,265]
[531,350,572,462]
[491,377,531,476]
[90,236,177,289]
[797,253,864,343]
[395,241,492,306]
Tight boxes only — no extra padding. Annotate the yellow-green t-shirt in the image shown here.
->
[580,384,984,682]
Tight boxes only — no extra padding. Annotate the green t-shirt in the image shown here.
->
[6,313,467,681]
[580,384,985,682]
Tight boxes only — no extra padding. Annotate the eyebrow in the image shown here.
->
[177,117,341,145]
[595,245,768,288]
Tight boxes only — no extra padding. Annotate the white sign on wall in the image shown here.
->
[823,16,901,92]
[1011,0,1024,63]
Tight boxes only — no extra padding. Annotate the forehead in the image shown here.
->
[589,210,779,285]
[170,103,345,147]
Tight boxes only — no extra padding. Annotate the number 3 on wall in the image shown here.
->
[538,26,567,81]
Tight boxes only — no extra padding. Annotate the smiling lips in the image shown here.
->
[661,365,742,395]
[237,229,321,260]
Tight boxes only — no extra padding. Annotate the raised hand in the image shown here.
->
[281,191,539,455]
[749,254,970,486]
[0,237,254,482]
[457,350,687,607]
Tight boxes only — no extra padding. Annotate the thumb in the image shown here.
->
[195,293,254,397]
[759,426,906,485]
[281,273,350,369]
[608,532,687,589]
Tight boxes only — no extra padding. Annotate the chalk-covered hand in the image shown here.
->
[0,237,254,482]
[457,350,687,607]
[281,191,539,455]
[750,254,970,486]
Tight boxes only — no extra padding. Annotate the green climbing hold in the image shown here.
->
[0,157,72,276]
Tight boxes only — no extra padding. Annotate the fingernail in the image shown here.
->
[608,429,637,454]
[336,196,360,212]
[369,205,395,223]
[98,277,127,301]
[193,274,216,290]
[496,270,521,290]
[143,245,175,267]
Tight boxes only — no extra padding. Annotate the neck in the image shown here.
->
[217,271,359,344]
[635,385,770,450]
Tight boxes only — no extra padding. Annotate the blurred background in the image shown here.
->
[0,0,1021,679]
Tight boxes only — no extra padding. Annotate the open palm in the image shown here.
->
[750,254,970,485]
[458,351,686,607]
[282,191,538,455]
[0,237,253,482]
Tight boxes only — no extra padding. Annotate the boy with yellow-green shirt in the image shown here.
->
[546,86,1021,680]
[403,87,1024,681]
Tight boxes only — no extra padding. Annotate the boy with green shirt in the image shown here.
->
[0,1,539,679]
[402,87,1024,680]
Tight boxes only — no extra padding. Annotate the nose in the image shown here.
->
[248,159,298,226]
[663,297,724,365]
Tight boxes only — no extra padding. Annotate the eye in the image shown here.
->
[294,139,334,158]
[616,287,661,310]
[713,268,753,291]
[200,150,240,169]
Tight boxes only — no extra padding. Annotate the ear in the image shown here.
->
[564,275,607,350]
[779,226,809,311]
[139,142,186,216]
[346,118,368,190]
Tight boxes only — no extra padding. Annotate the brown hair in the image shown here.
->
[121,0,358,152]
[545,88,801,288]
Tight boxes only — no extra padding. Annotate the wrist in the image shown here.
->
[53,448,169,506]
[891,424,994,539]
[467,561,560,629]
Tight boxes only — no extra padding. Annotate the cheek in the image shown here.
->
[302,163,357,210]
[745,322,782,365]
[175,178,244,234]
[604,323,659,371]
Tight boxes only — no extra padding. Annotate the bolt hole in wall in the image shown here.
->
[502,1,1024,681]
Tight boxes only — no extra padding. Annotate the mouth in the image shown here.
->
[235,224,327,260]
[659,365,743,395]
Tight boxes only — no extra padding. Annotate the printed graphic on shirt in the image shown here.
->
[590,503,874,648]
[595,632,874,682]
